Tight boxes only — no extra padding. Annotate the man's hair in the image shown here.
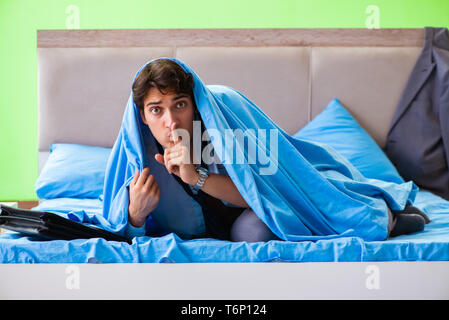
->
[132,59,194,110]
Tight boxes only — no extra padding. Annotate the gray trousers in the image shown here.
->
[231,207,396,242]
[230,208,280,242]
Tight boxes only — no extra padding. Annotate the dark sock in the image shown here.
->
[393,205,431,224]
[389,213,426,238]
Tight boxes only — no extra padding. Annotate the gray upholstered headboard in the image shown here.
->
[37,29,424,173]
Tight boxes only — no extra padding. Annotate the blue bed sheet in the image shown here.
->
[0,189,448,263]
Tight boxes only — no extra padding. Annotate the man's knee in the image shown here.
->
[230,208,280,242]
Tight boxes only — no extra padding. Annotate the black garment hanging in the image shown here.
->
[155,118,244,240]
[0,204,131,243]
[172,173,244,240]
[384,27,449,200]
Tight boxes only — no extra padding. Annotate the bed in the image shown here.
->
[1,28,449,299]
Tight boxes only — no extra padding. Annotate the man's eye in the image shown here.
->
[150,107,160,115]
[176,101,186,108]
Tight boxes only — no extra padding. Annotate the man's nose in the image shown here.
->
[164,110,178,129]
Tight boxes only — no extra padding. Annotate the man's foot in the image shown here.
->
[389,213,426,238]
[395,205,431,224]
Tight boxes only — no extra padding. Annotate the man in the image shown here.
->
[127,59,280,241]
[104,57,428,243]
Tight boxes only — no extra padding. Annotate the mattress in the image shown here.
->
[1,189,448,263]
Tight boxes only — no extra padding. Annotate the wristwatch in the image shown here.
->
[193,166,209,190]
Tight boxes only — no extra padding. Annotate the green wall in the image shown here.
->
[0,0,448,201]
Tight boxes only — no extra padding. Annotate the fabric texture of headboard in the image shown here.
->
[37,29,424,171]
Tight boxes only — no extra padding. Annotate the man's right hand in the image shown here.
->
[128,167,161,227]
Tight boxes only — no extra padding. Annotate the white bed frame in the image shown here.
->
[6,28,446,300]
[1,262,449,299]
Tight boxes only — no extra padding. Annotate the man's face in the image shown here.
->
[140,87,195,148]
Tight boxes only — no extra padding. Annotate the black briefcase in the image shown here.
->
[0,204,131,244]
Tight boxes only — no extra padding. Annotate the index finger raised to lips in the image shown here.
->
[163,147,172,174]
[171,127,184,145]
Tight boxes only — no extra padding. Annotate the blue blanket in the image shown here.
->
[102,57,417,242]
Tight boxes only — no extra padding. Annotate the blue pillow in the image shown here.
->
[36,143,112,199]
[294,98,404,184]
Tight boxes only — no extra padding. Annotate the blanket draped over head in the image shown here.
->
[102,57,418,242]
